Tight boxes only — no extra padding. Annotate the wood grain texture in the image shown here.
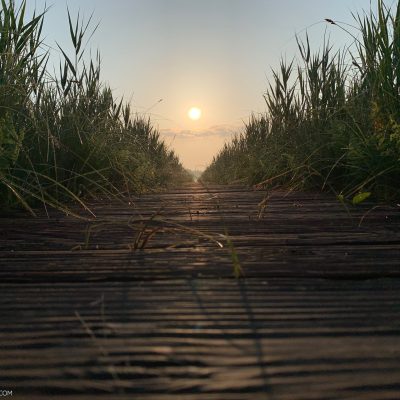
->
[0,183,399,399]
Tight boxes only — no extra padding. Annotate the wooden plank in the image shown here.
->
[0,183,399,399]
[1,279,400,399]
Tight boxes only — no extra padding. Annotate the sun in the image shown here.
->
[188,107,202,120]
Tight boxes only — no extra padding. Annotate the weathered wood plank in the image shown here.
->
[0,183,399,399]
[1,279,400,399]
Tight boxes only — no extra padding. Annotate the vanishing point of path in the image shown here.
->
[1,183,400,399]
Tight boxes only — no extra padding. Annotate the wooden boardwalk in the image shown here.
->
[1,183,400,399]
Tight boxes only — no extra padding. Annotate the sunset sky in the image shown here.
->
[26,0,379,170]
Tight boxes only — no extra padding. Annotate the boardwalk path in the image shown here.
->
[1,183,400,399]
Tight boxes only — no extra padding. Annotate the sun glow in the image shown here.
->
[188,107,202,120]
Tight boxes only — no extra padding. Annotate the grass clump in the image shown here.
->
[0,1,191,215]
[202,0,400,203]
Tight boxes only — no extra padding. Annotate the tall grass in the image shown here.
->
[202,0,400,202]
[0,1,191,216]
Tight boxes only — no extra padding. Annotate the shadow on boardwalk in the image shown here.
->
[0,183,400,399]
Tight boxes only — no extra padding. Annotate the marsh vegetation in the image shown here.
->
[2,0,399,219]
[0,0,190,216]
[202,0,400,203]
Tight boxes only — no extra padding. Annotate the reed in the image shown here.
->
[0,1,191,216]
[202,0,400,202]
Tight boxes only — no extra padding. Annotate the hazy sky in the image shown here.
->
[25,0,379,170]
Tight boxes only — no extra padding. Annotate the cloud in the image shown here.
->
[160,124,239,140]
[158,124,242,170]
